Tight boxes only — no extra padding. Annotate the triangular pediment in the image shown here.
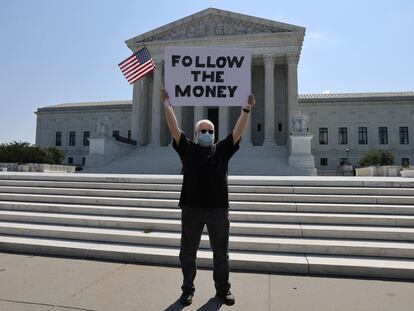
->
[126,8,304,46]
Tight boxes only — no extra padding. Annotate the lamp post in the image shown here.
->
[346,148,349,165]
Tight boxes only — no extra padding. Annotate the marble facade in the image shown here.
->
[126,8,305,149]
[34,8,414,175]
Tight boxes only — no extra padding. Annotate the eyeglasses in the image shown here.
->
[200,129,214,134]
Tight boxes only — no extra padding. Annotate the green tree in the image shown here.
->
[0,141,65,164]
[358,149,394,167]
[44,147,65,164]
[378,149,395,166]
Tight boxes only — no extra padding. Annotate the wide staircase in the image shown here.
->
[83,144,316,176]
[0,172,413,280]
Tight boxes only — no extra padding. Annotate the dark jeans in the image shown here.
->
[179,205,231,295]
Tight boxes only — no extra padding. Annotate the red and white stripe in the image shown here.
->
[118,55,155,84]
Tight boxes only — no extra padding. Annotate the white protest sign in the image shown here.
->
[164,47,251,106]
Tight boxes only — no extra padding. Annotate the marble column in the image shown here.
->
[263,54,275,145]
[167,105,182,146]
[149,61,162,146]
[194,106,204,138]
[140,76,150,145]
[159,63,172,146]
[287,54,299,135]
[240,107,252,146]
[131,80,142,142]
[218,106,229,139]
[175,106,183,129]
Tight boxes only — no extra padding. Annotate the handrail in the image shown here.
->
[113,134,137,145]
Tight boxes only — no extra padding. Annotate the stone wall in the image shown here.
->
[300,99,414,171]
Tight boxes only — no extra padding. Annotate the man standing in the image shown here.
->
[161,89,255,306]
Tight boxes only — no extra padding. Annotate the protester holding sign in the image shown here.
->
[161,88,255,306]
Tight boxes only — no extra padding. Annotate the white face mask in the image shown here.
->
[197,131,215,146]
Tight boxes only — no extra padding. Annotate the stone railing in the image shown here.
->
[0,163,18,172]
[355,165,408,177]
[401,167,414,178]
[0,163,75,173]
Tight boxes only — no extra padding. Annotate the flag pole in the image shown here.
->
[141,42,172,107]
[142,42,165,89]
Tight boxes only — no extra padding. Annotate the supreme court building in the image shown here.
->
[34,8,414,175]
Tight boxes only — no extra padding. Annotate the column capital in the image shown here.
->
[152,55,163,64]
[263,54,274,66]
[286,54,299,65]
[154,59,163,73]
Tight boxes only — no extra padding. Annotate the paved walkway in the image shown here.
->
[0,252,413,311]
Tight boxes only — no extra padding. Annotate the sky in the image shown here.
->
[0,0,413,144]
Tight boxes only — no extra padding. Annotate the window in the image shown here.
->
[378,127,388,144]
[399,127,409,144]
[358,127,368,144]
[112,130,120,137]
[402,158,410,167]
[69,131,76,146]
[319,128,328,145]
[320,158,328,166]
[83,131,90,146]
[55,132,62,146]
[338,127,348,144]
[82,157,86,166]
[68,157,73,164]
[128,130,131,140]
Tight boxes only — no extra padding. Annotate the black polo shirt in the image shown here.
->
[172,131,240,209]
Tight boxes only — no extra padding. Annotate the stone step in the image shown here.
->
[1,193,414,215]
[0,221,414,259]
[0,210,301,237]
[1,201,414,226]
[1,172,414,188]
[1,235,414,280]
[1,210,414,241]
[2,172,414,281]
[2,180,414,196]
[7,199,412,216]
[294,202,414,215]
[1,188,413,205]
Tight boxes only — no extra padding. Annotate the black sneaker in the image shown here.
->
[179,292,193,306]
[216,290,235,306]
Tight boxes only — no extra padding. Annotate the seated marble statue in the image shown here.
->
[291,111,309,134]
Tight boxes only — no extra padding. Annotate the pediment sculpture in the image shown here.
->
[143,15,289,41]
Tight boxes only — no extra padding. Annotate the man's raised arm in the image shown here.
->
[161,89,181,145]
[232,94,256,145]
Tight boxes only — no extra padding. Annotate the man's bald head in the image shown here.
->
[195,119,214,133]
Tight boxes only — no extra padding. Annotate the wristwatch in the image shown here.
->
[242,108,250,113]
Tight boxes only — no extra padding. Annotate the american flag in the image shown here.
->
[118,47,156,84]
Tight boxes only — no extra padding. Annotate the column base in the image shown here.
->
[240,140,253,146]
[262,141,275,147]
